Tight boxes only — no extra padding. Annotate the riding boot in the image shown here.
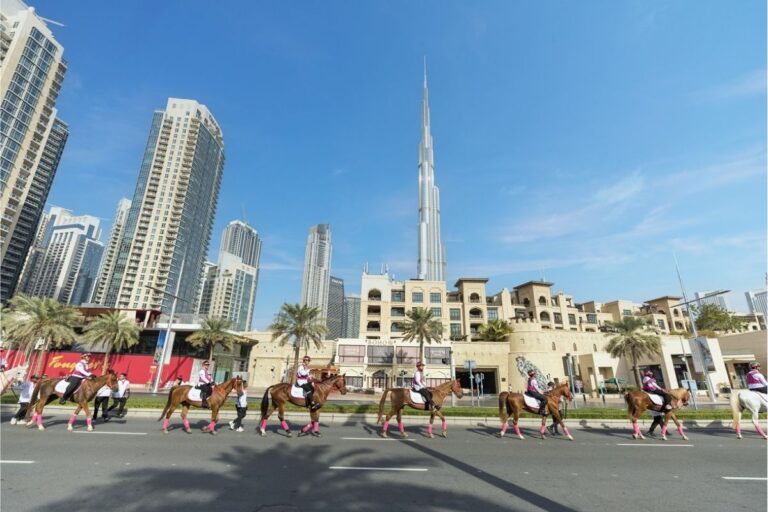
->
[539,403,547,416]
[201,397,209,409]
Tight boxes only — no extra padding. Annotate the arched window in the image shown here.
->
[469,293,481,303]
[573,343,577,351]
[673,309,680,317]
[366,321,380,332]
[523,298,530,307]
[469,308,483,319]
[551,342,556,351]
[593,344,597,352]
[539,296,547,305]
[368,289,381,301]
[540,311,550,322]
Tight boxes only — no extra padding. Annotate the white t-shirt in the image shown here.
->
[236,391,247,408]
[96,385,112,398]
[18,381,35,403]
[113,379,130,398]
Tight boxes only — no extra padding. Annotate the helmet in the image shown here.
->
[82,353,91,358]
[416,361,424,367]
[644,370,653,377]
[202,360,210,366]
[527,370,536,377]
[303,356,311,362]
[750,362,761,369]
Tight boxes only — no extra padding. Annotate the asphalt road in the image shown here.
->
[1,413,765,512]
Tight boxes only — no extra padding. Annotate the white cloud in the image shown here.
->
[692,69,767,102]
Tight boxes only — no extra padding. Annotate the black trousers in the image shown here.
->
[107,397,127,416]
[750,386,768,394]
[62,377,83,401]
[233,406,247,428]
[647,389,670,408]
[526,391,548,414]
[648,415,664,434]
[198,383,213,403]
[416,388,434,409]
[93,397,110,418]
[300,383,314,406]
[13,402,29,421]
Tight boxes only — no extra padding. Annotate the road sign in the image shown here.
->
[463,360,476,370]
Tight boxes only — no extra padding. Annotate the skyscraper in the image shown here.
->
[90,198,131,304]
[694,291,729,311]
[198,221,262,331]
[21,206,103,304]
[0,1,68,301]
[417,66,446,282]
[342,294,361,338]
[300,224,332,319]
[102,98,225,313]
[327,276,345,339]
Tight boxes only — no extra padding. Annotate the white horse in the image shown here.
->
[730,389,768,440]
[0,366,27,395]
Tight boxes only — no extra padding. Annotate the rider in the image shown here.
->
[525,370,548,416]
[746,362,767,394]
[296,356,319,411]
[197,360,214,409]
[60,353,93,404]
[412,361,438,411]
[642,370,672,411]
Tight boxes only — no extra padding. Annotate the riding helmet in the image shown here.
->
[527,370,536,377]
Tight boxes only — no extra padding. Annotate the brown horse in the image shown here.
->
[376,379,464,439]
[259,374,347,437]
[26,370,118,432]
[158,376,244,435]
[625,388,690,440]
[498,382,574,440]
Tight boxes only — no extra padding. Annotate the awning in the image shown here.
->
[721,354,756,362]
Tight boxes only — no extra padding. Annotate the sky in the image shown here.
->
[33,0,766,329]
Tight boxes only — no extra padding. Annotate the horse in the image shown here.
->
[158,376,244,435]
[1,366,27,395]
[376,379,464,439]
[26,370,118,432]
[498,382,574,440]
[259,374,347,437]
[624,388,690,440]
[729,389,768,440]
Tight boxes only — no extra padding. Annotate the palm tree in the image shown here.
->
[478,319,514,341]
[401,307,443,361]
[604,317,662,387]
[82,311,141,372]
[268,303,328,384]
[2,294,80,377]
[186,317,248,363]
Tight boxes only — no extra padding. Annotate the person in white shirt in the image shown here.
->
[197,361,214,408]
[412,361,437,411]
[60,353,93,404]
[296,356,318,410]
[107,373,130,418]
[229,384,248,432]
[10,375,39,425]
[93,384,112,422]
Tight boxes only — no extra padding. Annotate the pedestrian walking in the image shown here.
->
[107,373,130,418]
[229,383,247,432]
[10,374,40,425]
[93,384,112,422]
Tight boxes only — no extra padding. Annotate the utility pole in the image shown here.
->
[148,254,186,394]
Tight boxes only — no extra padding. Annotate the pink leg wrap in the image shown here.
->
[383,421,390,433]
[735,424,741,435]
[302,423,312,433]
[260,419,267,430]
[501,423,508,434]
[563,426,571,437]
[427,424,433,435]
[162,419,170,430]
[86,417,93,428]
[312,421,319,433]
[514,424,522,437]
[441,419,447,431]
[280,420,290,431]
[755,424,766,438]
[677,425,685,437]
[539,425,546,435]
[661,424,668,436]
[398,420,404,433]
[633,422,640,434]
[207,421,216,431]
[35,413,43,426]
[182,419,191,430]
[67,415,76,426]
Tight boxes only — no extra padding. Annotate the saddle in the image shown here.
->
[290,385,307,399]
[409,389,426,404]
[55,379,83,395]
[187,387,204,402]
[523,393,545,410]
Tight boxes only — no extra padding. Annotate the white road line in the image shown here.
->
[341,437,416,442]
[0,460,35,464]
[73,431,147,435]
[615,443,693,447]
[722,477,768,481]
[329,466,428,472]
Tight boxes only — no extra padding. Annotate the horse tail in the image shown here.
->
[25,380,43,419]
[157,388,174,421]
[377,388,390,424]
[260,386,272,418]
[730,390,743,432]
[498,392,511,417]
[624,392,635,418]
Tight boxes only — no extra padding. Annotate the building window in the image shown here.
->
[568,314,576,325]
[621,309,632,317]
[338,345,364,363]
[593,344,598,352]
[426,347,450,365]
[391,291,404,302]
[573,343,577,351]
[368,289,382,301]
[391,307,405,317]
[551,342,557,351]
[553,312,562,324]
[450,308,461,321]
[586,313,597,324]
[412,292,423,303]
[431,307,442,317]
[539,296,547,305]
[540,311,550,322]
[367,346,393,364]
[391,322,403,332]
[430,292,442,303]
[657,319,665,330]
[450,323,461,337]
[395,346,418,364]
[487,308,498,321]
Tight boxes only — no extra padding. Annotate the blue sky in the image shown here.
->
[35,0,766,329]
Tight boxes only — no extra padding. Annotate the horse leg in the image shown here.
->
[398,409,407,439]
[539,416,547,440]
[751,406,767,439]
[555,412,573,440]
[311,410,321,438]
[660,413,670,441]
[499,400,509,437]
[672,414,687,441]
[277,405,292,437]
[205,407,218,435]
[181,406,192,434]
[513,408,524,440]
[427,411,435,439]
[67,405,82,432]
[259,400,276,436]
[381,409,395,438]
[438,409,448,438]
[82,403,94,432]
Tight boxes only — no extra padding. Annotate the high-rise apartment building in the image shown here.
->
[327,276,345,339]
[746,290,767,326]
[90,198,131,304]
[300,224,332,318]
[342,294,361,338]
[417,67,446,282]
[196,261,217,315]
[21,206,103,304]
[198,221,261,331]
[0,1,68,302]
[694,291,729,311]
[101,98,225,313]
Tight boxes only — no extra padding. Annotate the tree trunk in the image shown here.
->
[208,343,214,364]
[630,352,641,388]
[419,338,424,363]
[33,339,49,378]
[291,342,301,385]
[102,347,111,373]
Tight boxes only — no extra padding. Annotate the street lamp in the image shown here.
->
[146,282,187,394]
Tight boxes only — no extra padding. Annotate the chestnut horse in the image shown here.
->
[26,370,118,432]
[376,379,464,439]
[158,376,244,435]
[498,382,574,440]
[259,374,347,437]
[625,388,690,440]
